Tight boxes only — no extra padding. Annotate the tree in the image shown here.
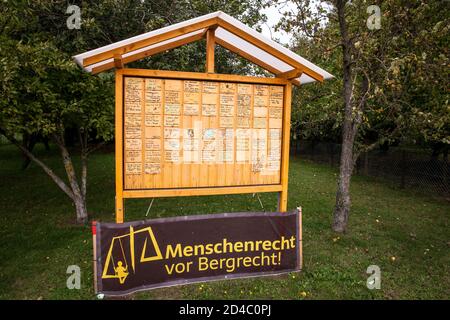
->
[0,0,268,223]
[0,39,114,223]
[272,0,449,232]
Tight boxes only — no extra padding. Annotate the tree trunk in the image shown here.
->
[53,132,88,224]
[332,0,356,233]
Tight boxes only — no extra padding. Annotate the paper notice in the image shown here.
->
[165,150,180,162]
[164,104,181,115]
[220,104,234,116]
[219,117,234,128]
[125,102,142,114]
[254,95,268,107]
[164,139,180,151]
[145,90,162,103]
[269,107,282,118]
[183,128,197,139]
[237,94,251,106]
[254,107,268,118]
[165,90,181,104]
[203,129,217,141]
[184,103,200,116]
[254,117,267,129]
[145,127,161,139]
[220,94,235,105]
[220,82,236,94]
[254,85,269,96]
[269,129,282,140]
[237,104,251,117]
[183,138,199,151]
[164,128,180,139]
[125,138,142,150]
[145,103,162,114]
[237,117,250,128]
[202,93,217,105]
[184,81,201,93]
[145,150,161,162]
[145,138,161,150]
[145,78,162,91]
[144,115,161,127]
[125,78,143,90]
[125,162,142,175]
[237,84,252,95]
[269,97,283,107]
[202,150,216,162]
[125,150,142,163]
[270,86,284,95]
[124,89,141,103]
[202,104,217,116]
[164,115,180,127]
[165,79,182,91]
[183,150,199,163]
[267,160,281,171]
[269,118,282,128]
[203,82,219,94]
[125,127,142,139]
[144,162,161,174]
[184,92,200,104]
[125,114,142,127]
[236,150,250,162]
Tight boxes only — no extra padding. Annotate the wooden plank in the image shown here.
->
[277,69,303,80]
[121,68,289,85]
[114,54,123,69]
[92,32,205,74]
[83,17,218,67]
[115,70,124,223]
[278,83,292,212]
[123,184,283,198]
[206,29,215,73]
[217,17,324,82]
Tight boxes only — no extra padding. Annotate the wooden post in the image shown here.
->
[92,221,98,294]
[114,54,124,69]
[115,70,124,223]
[298,207,303,270]
[278,83,292,212]
[206,29,215,73]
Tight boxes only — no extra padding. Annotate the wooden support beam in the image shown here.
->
[114,54,123,69]
[83,17,218,67]
[217,17,324,82]
[206,29,215,73]
[92,32,204,74]
[216,38,301,87]
[277,68,303,80]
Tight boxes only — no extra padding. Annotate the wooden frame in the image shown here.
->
[115,68,292,223]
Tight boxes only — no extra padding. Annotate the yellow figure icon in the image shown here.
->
[102,226,163,284]
[114,261,129,284]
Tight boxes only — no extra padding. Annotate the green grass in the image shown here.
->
[0,143,448,299]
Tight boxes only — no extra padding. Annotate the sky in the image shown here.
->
[260,2,297,45]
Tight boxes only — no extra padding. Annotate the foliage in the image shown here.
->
[274,0,449,153]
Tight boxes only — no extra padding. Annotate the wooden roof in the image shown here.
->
[73,11,333,85]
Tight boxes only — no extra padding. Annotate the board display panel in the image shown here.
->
[122,76,285,190]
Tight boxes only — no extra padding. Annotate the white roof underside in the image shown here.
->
[73,11,333,84]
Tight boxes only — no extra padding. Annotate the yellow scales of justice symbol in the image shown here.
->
[102,226,163,284]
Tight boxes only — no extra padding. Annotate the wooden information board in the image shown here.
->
[115,69,292,222]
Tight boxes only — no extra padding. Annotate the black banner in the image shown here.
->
[95,210,301,296]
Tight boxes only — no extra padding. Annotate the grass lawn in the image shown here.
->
[0,143,448,300]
